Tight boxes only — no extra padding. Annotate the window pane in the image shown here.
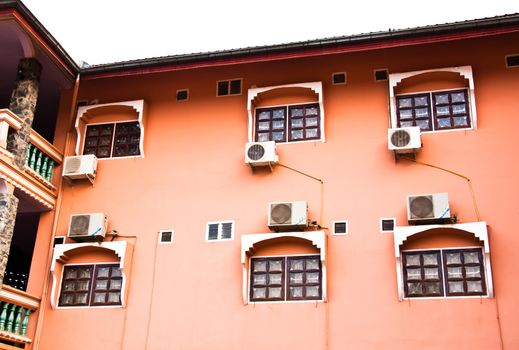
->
[399,109,413,119]
[405,255,420,267]
[306,107,318,115]
[448,281,464,293]
[437,118,452,128]
[291,119,304,128]
[291,130,303,140]
[306,258,320,270]
[269,287,282,298]
[97,147,111,157]
[414,96,429,107]
[306,128,318,138]
[258,111,271,120]
[453,116,469,127]
[290,286,303,298]
[306,286,320,297]
[98,136,111,146]
[253,261,267,272]
[257,133,270,142]
[253,274,267,286]
[65,269,77,280]
[436,106,450,116]
[64,281,76,291]
[272,132,285,142]
[452,105,466,114]
[435,94,449,104]
[445,253,462,265]
[424,268,439,280]
[406,268,421,281]
[407,282,422,296]
[268,273,282,285]
[451,92,466,103]
[290,273,304,284]
[110,279,122,290]
[273,109,285,118]
[447,267,463,279]
[400,121,414,127]
[465,266,481,279]
[467,281,483,293]
[290,259,304,271]
[415,108,429,117]
[415,119,430,131]
[269,260,283,271]
[75,293,89,305]
[423,254,438,266]
[398,98,412,108]
[424,282,441,295]
[93,292,106,304]
[463,252,480,264]
[97,267,110,278]
[60,294,74,305]
[305,117,318,127]
[272,120,284,129]
[111,267,122,278]
[253,287,266,299]
[291,108,303,117]
[78,267,92,279]
[95,280,109,290]
[86,138,98,147]
[258,122,270,131]
[306,272,320,284]
[108,292,121,304]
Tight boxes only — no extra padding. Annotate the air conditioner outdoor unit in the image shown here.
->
[62,155,97,184]
[388,127,421,154]
[67,213,107,242]
[407,193,450,225]
[245,141,278,167]
[268,201,308,232]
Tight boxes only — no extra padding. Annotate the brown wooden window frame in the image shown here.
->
[216,79,242,96]
[83,121,141,159]
[58,263,123,307]
[396,88,471,132]
[254,103,321,143]
[249,255,322,303]
[402,250,444,298]
[402,247,487,298]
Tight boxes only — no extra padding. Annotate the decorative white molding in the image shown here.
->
[388,66,477,130]
[247,82,324,142]
[74,100,146,157]
[393,221,493,299]
[241,230,327,304]
[50,241,134,308]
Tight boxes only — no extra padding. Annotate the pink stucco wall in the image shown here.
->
[29,31,519,349]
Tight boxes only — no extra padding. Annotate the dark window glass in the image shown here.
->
[255,107,287,143]
[403,251,443,297]
[113,122,141,157]
[250,257,285,302]
[217,81,229,96]
[230,79,241,95]
[288,104,321,141]
[287,256,322,300]
[396,94,432,131]
[59,264,122,307]
[375,69,388,81]
[443,249,486,296]
[84,124,115,158]
[333,73,346,85]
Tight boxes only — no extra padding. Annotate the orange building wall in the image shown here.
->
[31,32,519,349]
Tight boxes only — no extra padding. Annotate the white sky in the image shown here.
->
[22,0,519,66]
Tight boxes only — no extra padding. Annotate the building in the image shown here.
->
[1,1,519,349]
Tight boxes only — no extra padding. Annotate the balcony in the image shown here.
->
[0,109,63,211]
[0,285,39,349]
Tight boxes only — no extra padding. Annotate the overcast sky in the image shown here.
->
[22,0,519,66]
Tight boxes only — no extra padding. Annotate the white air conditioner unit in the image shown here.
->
[62,155,97,184]
[268,201,308,232]
[245,141,278,167]
[67,213,107,242]
[388,127,421,153]
[407,193,450,225]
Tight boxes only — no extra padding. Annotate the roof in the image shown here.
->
[2,0,519,78]
[0,0,79,74]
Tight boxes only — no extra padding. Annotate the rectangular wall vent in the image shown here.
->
[333,220,348,235]
[374,69,388,81]
[506,55,519,68]
[380,218,396,232]
[159,230,174,244]
[206,221,235,241]
[176,89,188,101]
[332,72,346,85]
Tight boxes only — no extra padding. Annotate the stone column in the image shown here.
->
[0,192,19,285]
[7,58,42,168]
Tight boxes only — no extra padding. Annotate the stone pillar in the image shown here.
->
[7,58,42,168]
[0,192,19,285]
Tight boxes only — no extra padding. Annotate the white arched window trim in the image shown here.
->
[247,82,324,143]
[388,66,477,131]
[241,230,326,305]
[393,221,493,300]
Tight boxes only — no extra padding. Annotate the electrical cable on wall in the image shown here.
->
[277,163,325,227]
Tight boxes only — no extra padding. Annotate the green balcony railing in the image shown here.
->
[25,143,54,182]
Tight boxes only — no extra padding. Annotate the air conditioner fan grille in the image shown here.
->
[391,129,411,148]
[65,157,82,174]
[69,215,90,236]
[271,203,292,224]
[247,144,265,161]
[410,196,434,219]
